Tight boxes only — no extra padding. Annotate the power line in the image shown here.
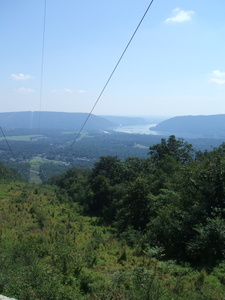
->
[38,0,47,132]
[0,127,16,160]
[67,0,155,154]
[0,2,46,165]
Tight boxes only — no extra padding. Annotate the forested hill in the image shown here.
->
[0,162,20,181]
[152,114,225,137]
[0,111,115,130]
[1,136,225,298]
[100,115,150,126]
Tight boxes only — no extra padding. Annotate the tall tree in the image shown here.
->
[148,135,194,165]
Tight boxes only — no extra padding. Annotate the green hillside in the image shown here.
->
[0,163,21,182]
[1,137,225,299]
[0,111,115,130]
[153,114,225,138]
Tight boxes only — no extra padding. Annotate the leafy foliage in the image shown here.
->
[148,134,194,165]
[0,163,21,182]
[52,136,225,269]
[1,135,225,299]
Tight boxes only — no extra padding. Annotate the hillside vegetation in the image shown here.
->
[1,136,225,299]
[0,111,114,130]
[153,114,225,138]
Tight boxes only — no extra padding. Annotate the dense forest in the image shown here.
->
[1,127,225,184]
[1,135,225,299]
[153,114,225,138]
[0,112,115,130]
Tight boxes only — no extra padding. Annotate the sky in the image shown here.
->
[1,0,225,117]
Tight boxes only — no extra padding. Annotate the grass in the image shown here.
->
[61,131,79,134]
[29,157,42,184]
[61,130,89,140]
[0,181,225,299]
[0,188,7,199]
[0,135,44,141]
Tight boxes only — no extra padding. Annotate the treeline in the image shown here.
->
[1,128,225,179]
[0,162,21,181]
[51,135,225,269]
[1,137,225,299]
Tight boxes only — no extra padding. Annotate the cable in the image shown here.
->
[0,127,16,160]
[66,0,155,154]
[38,0,47,132]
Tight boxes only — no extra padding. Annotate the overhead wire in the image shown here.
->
[66,0,155,154]
[38,0,47,132]
[0,1,47,163]
[30,0,48,182]
[0,127,16,160]
[0,0,155,175]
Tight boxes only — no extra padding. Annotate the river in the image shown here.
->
[113,124,161,135]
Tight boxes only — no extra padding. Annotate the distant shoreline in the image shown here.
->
[113,123,159,135]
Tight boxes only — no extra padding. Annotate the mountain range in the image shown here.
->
[0,111,115,130]
[152,114,225,138]
[1,112,225,138]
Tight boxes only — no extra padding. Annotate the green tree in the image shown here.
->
[90,175,111,213]
[116,177,152,230]
[187,217,225,267]
[149,135,194,165]
[91,156,123,184]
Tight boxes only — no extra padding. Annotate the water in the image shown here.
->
[113,124,160,135]
[113,123,225,139]
[113,123,202,138]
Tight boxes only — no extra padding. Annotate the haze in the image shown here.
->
[1,0,225,117]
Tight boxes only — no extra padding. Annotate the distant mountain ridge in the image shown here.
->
[100,115,167,126]
[0,111,115,130]
[152,114,225,138]
[100,116,149,126]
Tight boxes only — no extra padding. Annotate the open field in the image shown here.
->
[29,157,42,184]
[0,135,44,141]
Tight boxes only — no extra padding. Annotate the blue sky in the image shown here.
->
[1,0,225,117]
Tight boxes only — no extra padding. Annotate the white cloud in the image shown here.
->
[165,8,195,23]
[209,70,225,85]
[15,87,34,94]
[77,89,86,94]
[51,88,74,94]
[211,70,225,78]
[11,73,32,81]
